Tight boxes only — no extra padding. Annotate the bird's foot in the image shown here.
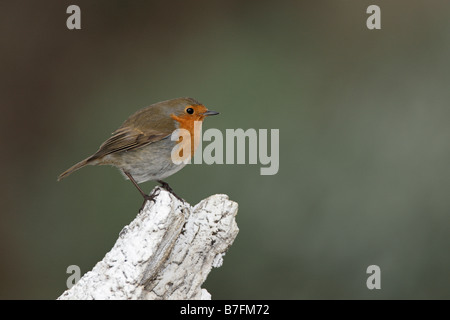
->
[139,188,160,212]
[157,180,184,202]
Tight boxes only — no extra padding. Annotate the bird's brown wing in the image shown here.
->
[90,126,172,160]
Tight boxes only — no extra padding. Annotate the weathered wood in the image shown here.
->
[58,188,239,300]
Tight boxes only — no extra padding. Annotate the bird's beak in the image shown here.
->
[202,110,220,116]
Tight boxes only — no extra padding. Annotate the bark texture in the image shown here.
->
[58,188,239,300]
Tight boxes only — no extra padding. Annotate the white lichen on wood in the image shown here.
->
[58,188,239,300]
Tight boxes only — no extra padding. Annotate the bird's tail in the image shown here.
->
[57,157,92,181]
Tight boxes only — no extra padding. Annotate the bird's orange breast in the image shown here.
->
[170,106,207,158]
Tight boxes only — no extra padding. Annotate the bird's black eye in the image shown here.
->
[186,107,194,114]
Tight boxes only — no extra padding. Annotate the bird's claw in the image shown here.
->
[157,180,184,202]
[139,188,160,212]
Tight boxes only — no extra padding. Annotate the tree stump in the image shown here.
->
[58,188,239,300]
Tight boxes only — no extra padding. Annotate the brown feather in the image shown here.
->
[57,158,89,181]
[90,127,171,160]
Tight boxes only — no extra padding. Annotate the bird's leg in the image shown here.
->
[123,171,159,211]
[123,171,146,198]
[157,180,184,202]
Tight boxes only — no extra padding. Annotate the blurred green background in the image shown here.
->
[1,0,450,299]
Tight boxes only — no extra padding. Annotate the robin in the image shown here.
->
[58,97,219,210]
